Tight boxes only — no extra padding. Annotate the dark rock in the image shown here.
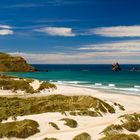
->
[112,62,121,71]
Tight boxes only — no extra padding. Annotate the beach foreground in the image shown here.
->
[0,84,140,140]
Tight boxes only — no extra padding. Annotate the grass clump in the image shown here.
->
[70,110,99,117]
[0,95,115,122]
[38,81,56,91]
[73,132,91,140]
[60,118,78,128]
[0,74,56,93]
[122,121,140,132]
[43,138,58,140]
[49,122,60,130]
[101,124,123,136]
[0,119,40,138]
[100,134,140,140]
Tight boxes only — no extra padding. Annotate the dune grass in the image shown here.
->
[60,118,78,128]
[100,134,140,140]
[43,138,58,140]
[73,132,91,140]
[101,124,123,136]
[0,95,115,122]
[101,113,140,140]
[49,122,60,130]
[0,74,56,93]
[0,119,39,138]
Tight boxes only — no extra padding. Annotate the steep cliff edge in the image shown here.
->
[0,52,35,72]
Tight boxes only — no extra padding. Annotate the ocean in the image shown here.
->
[7,64,140,95]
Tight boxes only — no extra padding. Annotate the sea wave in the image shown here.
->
[51,80,140,95]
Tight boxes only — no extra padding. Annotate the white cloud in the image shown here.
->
[89,25,140,37]
[78,40,140,52]
[0,25,13,35]
[9,48,140,64]
[0,25,12,29]
[0,30,13,35]
[35,27,75,37]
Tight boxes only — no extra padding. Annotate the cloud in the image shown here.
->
[78,40,140,52]
[35,27,75,37]
[89,25,140,37]
[9,47,140,64]
[0,25,13,35]
[0,25,12,29]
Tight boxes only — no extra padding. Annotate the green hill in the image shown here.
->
[0,52,35,72]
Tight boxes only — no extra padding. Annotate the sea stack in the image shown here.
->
[0,52,35,72]
[112,62,121,71]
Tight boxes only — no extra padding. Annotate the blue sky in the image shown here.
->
[0,0,140,64]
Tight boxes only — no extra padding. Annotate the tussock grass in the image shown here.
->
[38,82,57,91]
[122,121,140,132]
[43,138,58,140]
[0,119,39,138]
[60,118,78,128]
[49,122,60,130]
[101,113,140,140]
[73,132,91,140]
[0,95,115,122]
[0,74,56,93]
[101,124,123,136]
[100,134,140,140]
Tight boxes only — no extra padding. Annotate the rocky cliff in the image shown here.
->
[0,52,35,72]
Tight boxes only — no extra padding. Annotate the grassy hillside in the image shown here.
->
[0,52,35,72]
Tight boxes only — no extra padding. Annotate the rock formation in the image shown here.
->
[112,62,121,71]
[0,52,35,72]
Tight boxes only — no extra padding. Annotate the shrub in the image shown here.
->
[122,121,140,132]
[43,138,58,140]
[101,124,123,136]
[49,122,60,130]
[100,134,140,140]
[0,119,40,138]
[73,132,91,140]
[38,82,57,91]
[60,118,78,128]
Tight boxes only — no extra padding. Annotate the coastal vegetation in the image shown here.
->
[43,138,58,140]
[0,52,35,72]
[49,122,60,130]
[0,119,39,138]
[100,113,140,140]
[60,118,78,128]
[0,95,115,122]
[0,74,56,93]
[100,134,140,140]
[73,132,91,140]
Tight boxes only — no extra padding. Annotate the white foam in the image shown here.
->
[108,84,115,87]
[94,83,102,86]
[134,85,140,88]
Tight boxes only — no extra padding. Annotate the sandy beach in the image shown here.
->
[1,84,140,140]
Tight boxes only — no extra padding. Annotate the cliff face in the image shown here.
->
[0,52,35,72]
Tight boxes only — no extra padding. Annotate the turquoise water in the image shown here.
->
[7,64,140,95]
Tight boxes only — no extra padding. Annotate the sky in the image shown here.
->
[0,0,140,64]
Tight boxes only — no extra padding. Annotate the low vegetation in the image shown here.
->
[100,134,140,140]
[0,95,115,122]
[114,102,125,111]
[0,52,35,72]
[0,74,56,93]
[101,113,140,140]
[49,122,60,130]
[60,118,78,128]
[0,119,39,138]
[38,81,56,91]
[43,138,58,140]
[73,132,91,140]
